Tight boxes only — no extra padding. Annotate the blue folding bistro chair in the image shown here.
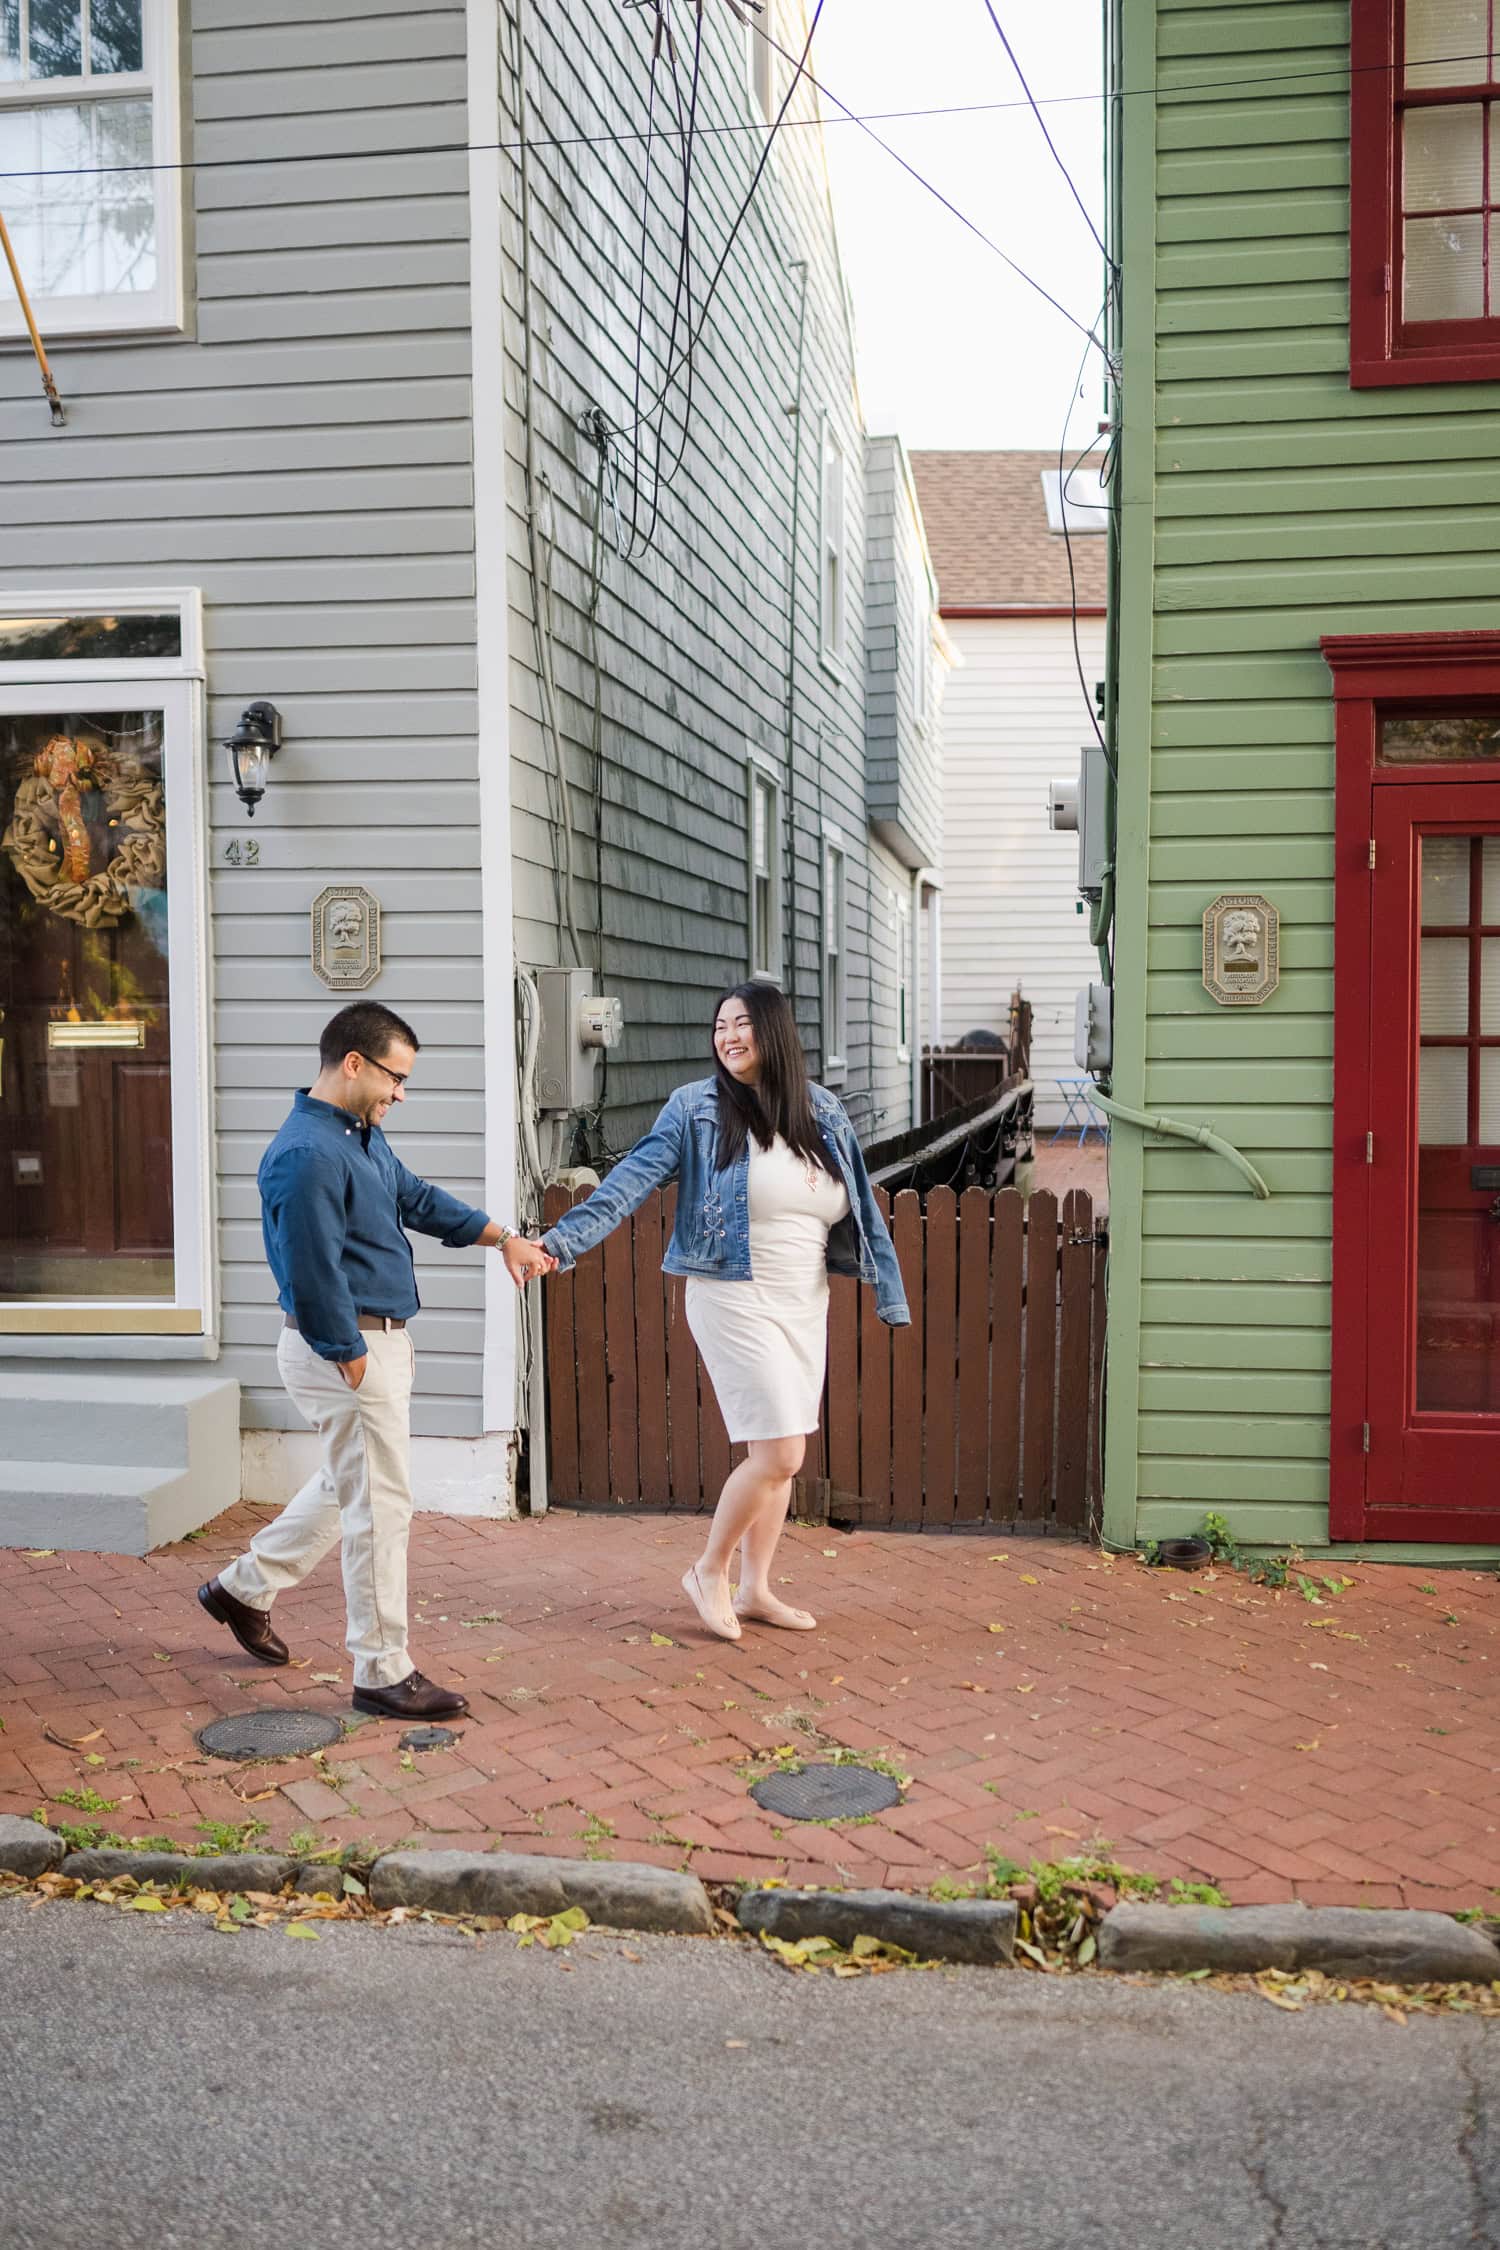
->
[1049,1076,1109,1147]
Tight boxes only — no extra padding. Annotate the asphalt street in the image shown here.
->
[2,1896,1497,2250]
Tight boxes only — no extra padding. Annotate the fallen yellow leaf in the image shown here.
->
[285,1922,321,1940]
[1019,1575,1039,1586]
[987,1623,1006,1634]
[1015,1682,1036,1694]
[650,1632,674,1647]
[311,1672,343,1684]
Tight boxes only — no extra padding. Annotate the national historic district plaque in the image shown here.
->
[1202,891,1279,1008]
[310,884,381,992]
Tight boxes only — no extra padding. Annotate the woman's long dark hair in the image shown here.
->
[712,983,840,1178]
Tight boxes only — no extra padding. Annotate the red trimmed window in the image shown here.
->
[1351,0,1500,386]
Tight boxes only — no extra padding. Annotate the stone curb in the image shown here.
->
[59,1849,344,1896]
[736,1886,1018,1966]
[367,1850,715,1935]
[0,1814,65,1880]
[1098,1902,1500,1985]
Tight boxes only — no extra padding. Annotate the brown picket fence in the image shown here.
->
[541,1182,1107,1533]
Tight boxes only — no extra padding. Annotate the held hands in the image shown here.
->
[501,1235,556,1289]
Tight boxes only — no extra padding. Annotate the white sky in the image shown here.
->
[807,0,1107,451]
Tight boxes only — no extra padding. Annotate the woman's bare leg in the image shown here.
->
[734,1437,817,1630]
[684,1438,805,1638]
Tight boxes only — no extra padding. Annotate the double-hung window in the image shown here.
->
[744,0,775,123]
[895,891,911,1062]
[819,412,847,671]
[1351,0,1500,384]
[822,826,847,1082]
[746,755,782,981]
[0,0,182,338]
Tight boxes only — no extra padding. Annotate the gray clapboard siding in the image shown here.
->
[0,0,486,1440]
[497,0,898,1146]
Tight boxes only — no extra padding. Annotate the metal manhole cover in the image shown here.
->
[195,1710,344,1761]
[399,1726,460,1752]
[749,1762,901,1821]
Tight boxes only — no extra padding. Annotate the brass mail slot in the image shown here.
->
[47,1021,146,1051]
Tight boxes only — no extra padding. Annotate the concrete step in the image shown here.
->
[0,1364,240,1554]
[0,1461,204,1557]
[0,1365,235,1466]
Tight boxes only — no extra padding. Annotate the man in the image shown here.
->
[197,1002,549,1720]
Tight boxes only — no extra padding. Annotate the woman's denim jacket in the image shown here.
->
[541,1078,911,1326]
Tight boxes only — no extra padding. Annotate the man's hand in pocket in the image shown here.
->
[339,1354,369,1390]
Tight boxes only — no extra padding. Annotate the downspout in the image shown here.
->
[782,258,811,1014]
[909,865,942,1125]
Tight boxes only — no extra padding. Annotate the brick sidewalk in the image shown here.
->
[1,1507,1498,1910]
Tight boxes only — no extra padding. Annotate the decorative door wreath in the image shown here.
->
[2,734,166,930]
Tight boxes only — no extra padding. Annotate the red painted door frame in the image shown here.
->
[1327,631,1500,1542]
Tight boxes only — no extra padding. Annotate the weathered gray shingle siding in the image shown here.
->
[499,2,890,1143]
[0,0,487,1439]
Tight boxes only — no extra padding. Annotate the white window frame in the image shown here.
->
[745,750,782,982]
[895,890,911,1064]
[743,0,776,125]
[821,822,847,1085]
[0,586,212,1337]
[818,410,847,674]
[0,0,184,340]
[909,561,931,731]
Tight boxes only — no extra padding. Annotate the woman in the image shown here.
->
[536,984,909,1640]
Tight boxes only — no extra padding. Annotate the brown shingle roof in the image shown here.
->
[908,449,1108,613]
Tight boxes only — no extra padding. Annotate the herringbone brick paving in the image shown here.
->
[1,1505,1497,1907]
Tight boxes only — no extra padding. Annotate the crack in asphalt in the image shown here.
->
[1457,2042,1495,2248]
[1244,2117,1293,2249]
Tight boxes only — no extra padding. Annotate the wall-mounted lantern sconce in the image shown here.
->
[225,700,283,818]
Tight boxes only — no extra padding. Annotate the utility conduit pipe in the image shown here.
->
[1088,1089,1271,1201]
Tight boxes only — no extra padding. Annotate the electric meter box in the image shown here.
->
[1074,982,1113,1074]
[536,967,624,1112]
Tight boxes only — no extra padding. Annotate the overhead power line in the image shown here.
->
[976,0,1114,271]
[748,10,1105,353]
[8,39,1489,187]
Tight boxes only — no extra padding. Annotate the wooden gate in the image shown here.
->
[542,1183,1107,1532]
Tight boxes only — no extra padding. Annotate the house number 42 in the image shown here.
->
[223,839,260,867]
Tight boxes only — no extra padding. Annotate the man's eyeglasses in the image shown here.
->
[355,1051,409,1091]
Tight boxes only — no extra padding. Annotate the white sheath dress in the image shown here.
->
[684,1134,850,1443]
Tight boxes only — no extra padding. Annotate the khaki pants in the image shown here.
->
[220,1326,416,1690]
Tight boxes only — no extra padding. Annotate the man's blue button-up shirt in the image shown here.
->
[259,1091,490,1362]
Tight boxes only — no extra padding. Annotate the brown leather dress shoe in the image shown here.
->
[351,1670,468,1720]
[198,1578,290,1667]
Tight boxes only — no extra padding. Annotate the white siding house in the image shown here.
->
[909,453,1107,1129]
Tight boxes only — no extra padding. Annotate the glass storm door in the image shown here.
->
[1365,782,1500,1534]
[0,687,196,1315]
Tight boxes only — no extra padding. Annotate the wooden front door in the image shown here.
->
[1329,633,1500,1542]
[0,708,174,1302]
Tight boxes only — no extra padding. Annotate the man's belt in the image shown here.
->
[284,1313,407,1335]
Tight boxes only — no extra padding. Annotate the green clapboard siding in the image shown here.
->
[1107,0,1500,1554]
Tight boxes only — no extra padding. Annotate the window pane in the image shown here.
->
[1405,0,1487,88]
[0,709,173,1302]
[1404,212,1484,318]
[0,99,156,298]
[1421,934,1470,1031]
[0,612,181,660]
[29,0,83,76]
[1420,1045,1469,1142]
[1404,104,1484,209]
[1,1,21,82]
[1480,1048,1500,1138]
[1384,712,1500,763]
[1484,837,1500,920]
[1422,834,1471,924]
[1481,938,1500,1029]
[89,0,143,73]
